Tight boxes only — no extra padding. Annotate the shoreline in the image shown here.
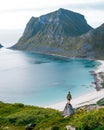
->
[4,48,104,110]
[46,89,104,111]
[10,48,96,61]
[95,60,104,73]
[46,60,104,111]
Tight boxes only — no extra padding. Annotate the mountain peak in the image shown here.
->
[57,8,84,16]
[12,8,93,53]
[56,8,69,15]
[57,8,74,12]
[58,8,67,12]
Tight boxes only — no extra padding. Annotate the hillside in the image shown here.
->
[11,9,104,59]
[0,101,104,130]
[11,9,94,54]
[61,23,104,59]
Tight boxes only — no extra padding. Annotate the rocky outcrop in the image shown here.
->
[0,44,3,48]
[62,103,74,117]
[25,123,36,130]
[91,71,104,90]
[66,125,76,130]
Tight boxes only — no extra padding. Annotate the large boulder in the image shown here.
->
[62,103,74,117]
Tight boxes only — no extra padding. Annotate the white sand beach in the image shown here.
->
[95,60,104,73]
[46,60,104,111]
[46,89,104,111]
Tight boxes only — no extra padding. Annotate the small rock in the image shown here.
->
[66,125,76,130]
[25,123,36,130]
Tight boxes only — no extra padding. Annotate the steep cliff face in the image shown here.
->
[81,23,104,59]
[11,8,92,50]
[21,8,92,37]
[11,9,104,59]
[60,23,104,59]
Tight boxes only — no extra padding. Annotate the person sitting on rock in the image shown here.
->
[67,91,72,104]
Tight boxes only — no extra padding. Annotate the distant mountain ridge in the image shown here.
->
[11,8,104,59]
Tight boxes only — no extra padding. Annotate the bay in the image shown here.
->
[0,48,99,106]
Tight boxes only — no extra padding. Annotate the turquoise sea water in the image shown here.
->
[0,48,99,106]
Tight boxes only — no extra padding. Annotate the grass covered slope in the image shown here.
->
[0,101,60,130]
[0,101,104,130]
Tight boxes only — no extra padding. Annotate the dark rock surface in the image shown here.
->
[25,123,36,130]
[0,44,3,48]
[62,103,74,117]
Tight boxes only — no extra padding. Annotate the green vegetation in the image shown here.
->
[0,101,104,130]
[101,83,104,88]
[97,98,104,106]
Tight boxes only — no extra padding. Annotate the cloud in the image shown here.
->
[0,0,104,16]
[0,0,103,29]
[64,1,104,11]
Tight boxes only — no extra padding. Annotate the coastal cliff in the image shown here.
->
[0,44,3,48]
[10,9,92,55]
[11,8,104,59]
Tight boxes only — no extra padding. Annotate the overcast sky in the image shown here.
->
[0,0,104,30]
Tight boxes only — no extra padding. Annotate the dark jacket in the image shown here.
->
[67,92,72,100]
